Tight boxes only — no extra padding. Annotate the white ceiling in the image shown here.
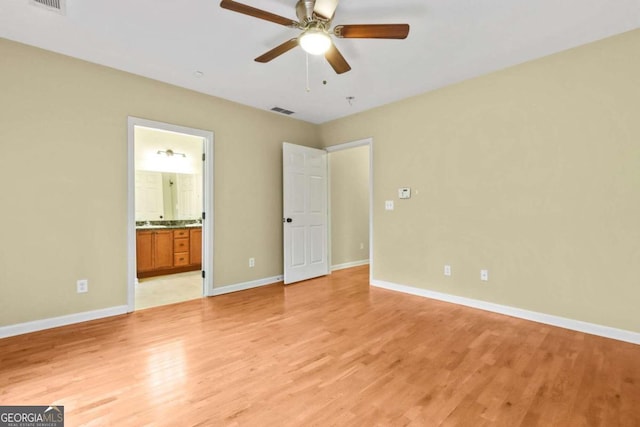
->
[1,0,638,124]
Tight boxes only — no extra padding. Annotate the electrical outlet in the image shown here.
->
[77,279,88,293]
[249,258,255,268]
[480,269,489,281]
[444,265,451,276]
[385,200,394,210]
[360,243,364,250]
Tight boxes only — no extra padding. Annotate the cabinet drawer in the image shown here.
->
[174,238,189,252]
[174,253,189,266]
[174,229,189,238]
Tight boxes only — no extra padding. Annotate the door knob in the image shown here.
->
[283,218,293,223]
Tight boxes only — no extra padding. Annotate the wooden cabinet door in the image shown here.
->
[190,228,202,265]
[153,230,174,269]
[136,231,154,273]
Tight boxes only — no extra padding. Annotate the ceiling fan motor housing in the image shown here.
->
[296,0,316,23]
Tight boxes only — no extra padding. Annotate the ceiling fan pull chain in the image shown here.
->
[306,52,311,92]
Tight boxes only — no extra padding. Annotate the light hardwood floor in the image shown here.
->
[1,265,639,426]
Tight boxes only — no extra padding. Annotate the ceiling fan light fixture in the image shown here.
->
[299,29,331,55]
[219,0,410,74]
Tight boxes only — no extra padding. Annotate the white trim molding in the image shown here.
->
[0,306,128,339]
[371,280,640,346]
[331,259,370,271]
[211,275,284,296]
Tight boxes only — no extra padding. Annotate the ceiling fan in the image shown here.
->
[220,0,410,74]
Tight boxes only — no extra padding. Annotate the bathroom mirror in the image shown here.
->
[135,170,202,221]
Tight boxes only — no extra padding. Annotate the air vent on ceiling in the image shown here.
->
[271,107,295,115]
[29,0,66,15]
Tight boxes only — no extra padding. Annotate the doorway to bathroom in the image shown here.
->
[127,117,214,312]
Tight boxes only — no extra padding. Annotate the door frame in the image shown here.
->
[325,137,373,283]
[127,117,215,312]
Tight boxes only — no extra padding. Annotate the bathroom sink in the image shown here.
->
[185,223,202,227]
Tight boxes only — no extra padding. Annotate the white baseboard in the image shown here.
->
[211,275,284,296]
[0,305,128,339]
[371,280,640,346]
[331,259,370,271]
[1,275,283,338]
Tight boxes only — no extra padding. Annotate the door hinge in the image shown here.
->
[202,153,205,161]
[202,212,206,220]
[202,270,205,279]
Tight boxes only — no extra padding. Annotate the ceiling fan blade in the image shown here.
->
[255,39,299,63]
[220,0,298,27]
[313,0,339,20]
[325,44,351,74]
[334,24,410,39]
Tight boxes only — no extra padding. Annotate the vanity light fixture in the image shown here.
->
[157,149,186,158]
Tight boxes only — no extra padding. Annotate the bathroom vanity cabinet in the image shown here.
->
[136,229,172,273]
[136,227,202,278]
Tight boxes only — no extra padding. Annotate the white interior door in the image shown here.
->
[283,142,328,284]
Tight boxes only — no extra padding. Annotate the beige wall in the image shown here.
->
[0,39,320,326]
[320,30,640,333]
[329,146,370,267]
[2,30,639,333]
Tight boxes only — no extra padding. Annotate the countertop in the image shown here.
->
[136,224,202,230]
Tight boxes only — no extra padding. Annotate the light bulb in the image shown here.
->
[299,29,331,55]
